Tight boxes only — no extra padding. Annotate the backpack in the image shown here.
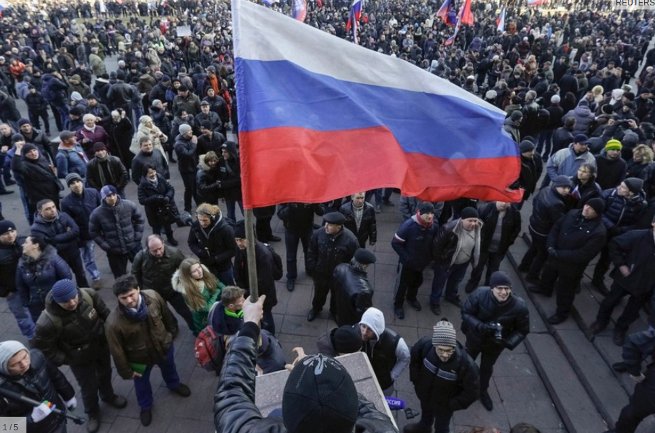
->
[42,288,95,328]
[194,302,226,372]
[265,243,283,281]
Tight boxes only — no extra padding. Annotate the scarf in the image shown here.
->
[120,294,149,322]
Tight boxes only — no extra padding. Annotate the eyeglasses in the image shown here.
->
[436,347,455,355]
[493,286,512,292]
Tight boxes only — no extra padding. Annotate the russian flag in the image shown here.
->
[497,6,506,32]
[346,0,363,42]
[436,0,451,22]
[233,0,521,209]
[292,0,306,21]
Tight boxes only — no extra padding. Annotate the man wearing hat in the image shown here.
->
[233,221,279,334]
[0,340,76,433]
[431,207,482,314]
[306,211,358,322]
[406,319,479,433]
[173,123,198,213]
[596,139,627,190]
[544,133,596,186]
[194,100,220,131]
[461,271,530,411]
[503,110,522,143]
[316,324,364,356]
[0,221,34,339]
[86,94,111,123]
[590,215,655,346]
[85,142,129,196]
[11,138,63,219]
[332,247,376,326]
[215,295,396,433]
[172,84,201,116]
[32,279,128,432]
[519,175,572,284]
[18,119,53,161]
[392,201,438,319]
[89,185,145,278]
[531,198,607,324]
[61,173,102,288]
[592,177,648,293]
[516,140,543,207]
[197,120,226,154]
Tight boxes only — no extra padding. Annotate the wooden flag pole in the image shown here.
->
[244,208,259,301]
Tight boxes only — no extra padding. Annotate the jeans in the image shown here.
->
[284,228,312,280]
[225,199,243,222]
[133,345,181,410]
[430,261,469,305]
[6,292,35,339]
[80,241,100,280]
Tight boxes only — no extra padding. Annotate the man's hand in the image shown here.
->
[285,347,306,371]
[630,373,645,383]
[243,294,266,325]
[619,265,631,278]
[132,371,143,379]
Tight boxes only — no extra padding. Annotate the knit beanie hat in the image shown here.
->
[432,319,457,347]
[353,248,376,265]
[11,133,25,144]
[489,271,512,288]
[282,354,358,433]
[0,341,28,375]
[65,172,83,186]
[332,326,362,354]
[418,202,435,215]
[21,143,37,154]
[510,110,523,122]
[178,123,192,135]
[233,220,246,239]
[460,207,479,220]
[101,185,118,200]
[624,177,644,194]
[586,197,605,216]
[0,220,16,235]
[519,140,535,153]
[604,139,623,151]
[552,175,573,188]
[51,279,78,303]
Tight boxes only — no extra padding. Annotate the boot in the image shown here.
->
[87,411,100,433]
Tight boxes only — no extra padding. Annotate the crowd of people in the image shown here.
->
[1,0,655,432]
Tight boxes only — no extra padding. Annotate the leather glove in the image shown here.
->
[482,322,499,336]
[65,396,77,410]
[31,402,54,423]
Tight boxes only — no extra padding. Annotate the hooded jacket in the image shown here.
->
[359,308,410,390]
[187,216,235,273]
[217,142,242,202]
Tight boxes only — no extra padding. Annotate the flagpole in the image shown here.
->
[244,209,259,301]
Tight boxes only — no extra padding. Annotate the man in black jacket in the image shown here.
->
[531,198,607,324]
[276,202,323,292]
[0,221,33,339]
[0,340,76,433]
[518,175,571,284]
[214,295,398,433]
[461,271,530,411]
[306,212,358,322]
[604,362,655,433]
[173,123,198,213]
[464,202,521,293]
[339,192,377,248]
[406,319,479,433]
[333,248,376,326]
[31,198,89,288]
[85,143,129,197]
[590,217,655,346]
[32,279,128,432]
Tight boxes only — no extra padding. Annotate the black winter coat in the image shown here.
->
[306,227,358,278]
[0,349,75,433]
[196,156,222,203]
[131,149,169,185]
[529,185,569,236]
[32,288,111,366]
[16,246,72,310]
[518,154,543,199]
[234,241,278,310]
[276,203,323,232]
[568,177,602,208]
[137,175,176,227]
[217,144,242,202]
[409,337,479,411]
[0,236,25,297]
[547,210,607,272]
[132,246,185,298]
[461,288,530,350]
[339,201,377,247]
[595,153,627,190]
[391,216,438,271]
[609,229,655,295]
[333,263,373,326]
[601,188,648,235]
[31,212,81,258]
[86,156,129,191]
[173,133,198,174]
[61,189,102,241]
[187,217,235,273]
[11,154,62,207]
[213,323,398,433]
[478,202,521,255]
[88,198,145,254]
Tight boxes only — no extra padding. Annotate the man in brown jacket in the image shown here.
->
[105,274,191,427]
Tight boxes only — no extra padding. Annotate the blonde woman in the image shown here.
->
[627,144,654,179]
[172,257,224,335]
[130,115,168,162]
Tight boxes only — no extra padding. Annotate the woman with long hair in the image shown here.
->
[172,257,224,335]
